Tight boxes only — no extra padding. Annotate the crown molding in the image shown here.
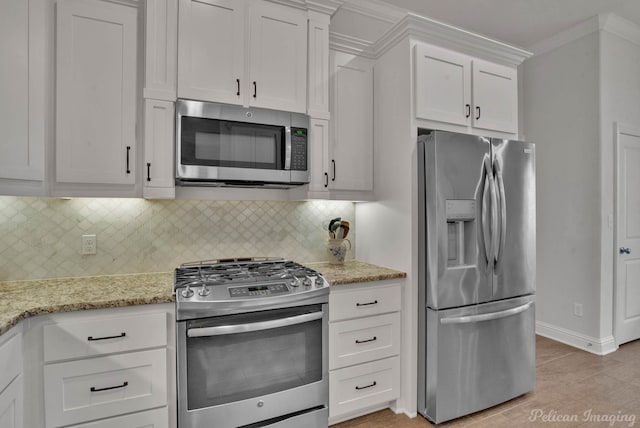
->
[527,13,640,56]
[267,0,340,14]
[338,0,404,24]
[329,32,377,58]
[374,13,531,66]
[600,13,640,47]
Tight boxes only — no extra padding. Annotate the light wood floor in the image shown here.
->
[331,336,640,427]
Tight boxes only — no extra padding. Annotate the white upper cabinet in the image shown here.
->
[143,99,176,199]
[414,42,519,135]
[0,0,44,187]
[248,0,307,112]
[56,0,138,186]
[178,0,307,113]
[472,59,518,133]
[177,0,245,105]
[329,52,373,192]
[414,44,471,126]
[145,0,178,101]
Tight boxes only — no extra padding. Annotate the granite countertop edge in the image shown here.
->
[0,261,406,336]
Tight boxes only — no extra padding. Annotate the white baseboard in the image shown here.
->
[536,321,618,355]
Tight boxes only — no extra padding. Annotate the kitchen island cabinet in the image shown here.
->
[0,327,23,428]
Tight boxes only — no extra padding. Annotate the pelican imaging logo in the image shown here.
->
[529,409,636,426]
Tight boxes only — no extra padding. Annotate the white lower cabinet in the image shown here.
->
[0,375,23,428]
[328,281,401,423]
[38,305,173,428]
[0,329,23,428]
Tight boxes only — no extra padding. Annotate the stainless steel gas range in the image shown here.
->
[174,257,329,428]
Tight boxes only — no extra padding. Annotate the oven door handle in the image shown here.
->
[186,311,324,337]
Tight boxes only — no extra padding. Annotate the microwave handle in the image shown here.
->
[284,126,292,170]
[187,310,323,337]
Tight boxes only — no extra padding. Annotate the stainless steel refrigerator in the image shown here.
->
[417,130,536,424]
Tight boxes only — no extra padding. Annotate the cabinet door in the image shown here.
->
[307,12,330,119]
[0,376,23,428]
[177,0,245,105]
[330,52,373,192]
[145,0,178,101]
[414,44,471,126]
[0,0,44,182]
[248,0,307,113]
[472,60,518,133]
[143,100,175,198]
[308,119,330,193]
[56,0,137,184]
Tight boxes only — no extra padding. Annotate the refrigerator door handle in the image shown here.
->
[481,158,493,269]
[440,302,533,325]
[494,158,507,270]
[488,158,499,270]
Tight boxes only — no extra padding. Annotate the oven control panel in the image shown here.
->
[228,283,290,298]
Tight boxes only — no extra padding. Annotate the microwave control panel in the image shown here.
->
[290,128,308,171]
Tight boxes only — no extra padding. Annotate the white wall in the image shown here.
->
[522,33,603,340]
[599,29,640,340]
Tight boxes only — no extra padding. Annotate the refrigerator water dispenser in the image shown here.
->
[445,200,476,267]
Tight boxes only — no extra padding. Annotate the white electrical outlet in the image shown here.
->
[573,303,583,317]
[81,235,97,255]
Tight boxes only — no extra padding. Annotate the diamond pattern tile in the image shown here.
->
[0,197,355,281]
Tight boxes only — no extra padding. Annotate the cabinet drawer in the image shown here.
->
[70,407,167,428]
[0,334,22,393]
[330,283,401,322]
[329,356,400,419]
[44,311,167,362]
[44,349,167,428]
[329,312,400,369]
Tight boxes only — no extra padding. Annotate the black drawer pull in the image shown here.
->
[87,332,126,341]
[236,78,240,96]
[253,81,257,98]
[90,381,128,393]
[146,162,151,182]
[126,146,131,174]
[355,336,377,344]
[356,300,378,307]
[355,381,377,390]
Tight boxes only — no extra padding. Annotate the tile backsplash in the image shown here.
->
[0,197,355,281]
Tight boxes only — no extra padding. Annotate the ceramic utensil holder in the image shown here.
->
[327,239,351,264]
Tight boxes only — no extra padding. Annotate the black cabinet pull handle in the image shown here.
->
[146,163,151,182]
[236,78,240,96]
[355,336,377,344]
[90,381,128,393]
[355,381,377,390]
[331,159,336,182]
[465,104,471,118]
[126,146,131,174]
[356,300,378,307]
[87,332,126,341]
[475,106,481,120]
[324,172,328,188]
[253,81,257,98]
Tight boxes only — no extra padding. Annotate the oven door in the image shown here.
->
[177,304,329,428]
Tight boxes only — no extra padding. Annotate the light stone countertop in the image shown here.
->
[0,260,406,336]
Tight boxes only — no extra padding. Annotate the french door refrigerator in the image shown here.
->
[417,130,536,424]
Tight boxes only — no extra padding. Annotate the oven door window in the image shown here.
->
[185,305,323,410]
[181,117,285,170]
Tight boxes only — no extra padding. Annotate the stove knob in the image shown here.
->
[290,277,301,287]
[198,285,211,297]
[302,277,312,287]
[315,276,324,287]
[181,286,194,298]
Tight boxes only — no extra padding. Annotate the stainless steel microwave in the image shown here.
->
[176,100,309,187]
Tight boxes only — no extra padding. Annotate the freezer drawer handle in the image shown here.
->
[440,302,533,325]
[356,300,378,307]
[355,336,377,344]
[355,381,377,390]
[187,311,323,337]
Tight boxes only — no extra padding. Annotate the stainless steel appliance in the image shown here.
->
[417,130,536,424]
[174,258,329,428]
[176,100,309,188]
